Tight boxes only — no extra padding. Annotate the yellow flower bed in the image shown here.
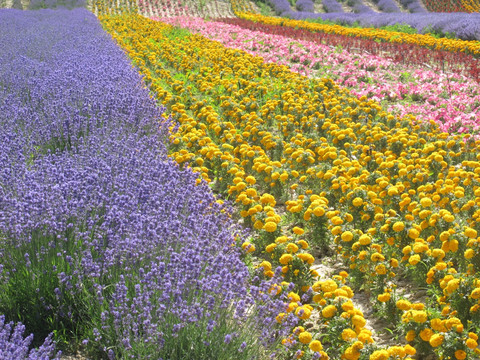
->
[100,13,480,359]
[236,12,480,57]
[461,0,480,12]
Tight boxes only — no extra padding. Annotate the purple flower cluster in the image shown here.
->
[296,0,314,12]
[267,0,292,15]
[321,0,344,13]
[275,7,480,40]
[0,316,58,360]
[349,0,375,13]
[372,0,401,12]
[0,8,289,358]
[398,0,426,13]
[27,0,86,10]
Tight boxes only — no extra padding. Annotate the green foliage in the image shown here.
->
[0,225,100,351]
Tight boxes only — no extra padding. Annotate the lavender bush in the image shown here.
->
[267,0,292,15]
[0,8,291,358]
[28,0,86,10]
[282,9,480,40]
[347,0,375,13]
[0,316,58,359]
[398,0,426,13]
[296,0,314,12]
[322,0,344,13]
[372,0,401,12]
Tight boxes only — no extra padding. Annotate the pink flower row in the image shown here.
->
[153,16,480,135]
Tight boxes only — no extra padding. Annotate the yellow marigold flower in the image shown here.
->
[298,240,309,249]
[405,330,416,342]
[279,254,293,265]
[375,264,387,275]
[405,344,416,355]
[275,236,288,244]
[466,338,478,349]
[295,306,312,320]
[408,228,420,239]
[265,243,276,253]
[309,340,323,352]
[321,279,338,292]
[352,197,363,207]
[392,221,405,232]
[245,175,256,184]
[429,334,444,347]
[293,226,304,235]
[446,279,460,294]
[313,206,325,217]
[264,221,277,233]
[455,350,467,360]
[377,292,391,302]
[242,242,255,253]
[419,328,433,341]
[468,332,478,340]
[359,234,371,245]
[259,261,272,271]
[465,227,478,239]
[352,315,366,328]
[286,243,299,253]
[276,312,286,323]
[341,328,357,341]
[358,329,373,344]
[420,197,432,207]
[331,216,343,225]
[369,349,389,360]
[253,220,263,230]
[431,318,446,332]
[412,310,428,323]
[297,253,314,264]
[388,346,405,357]
[371,252,385,262]
[298,331,312,344]
[396,299,411,310]
[408,254,421,265]
[245,188,257,197]
[321,305,337,318]
[286,301,299,312]
[293,326,305,335]
[288,292,300,302]
[331,226,342,235]
[465,248,475,259]
[341,231,354,242]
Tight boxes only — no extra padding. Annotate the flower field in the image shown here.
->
[1,0,480,359]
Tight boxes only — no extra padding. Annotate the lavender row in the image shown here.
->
[265,1,480,41]
[397,0,426,13]
[0,8,287,358]
[296,0,314,12]
[371,0,402,13]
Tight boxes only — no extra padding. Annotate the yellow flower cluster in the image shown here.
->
[461,0,480,12]
[100,12,480,360]
[237,12,480,57]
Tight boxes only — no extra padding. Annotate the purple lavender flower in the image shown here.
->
[296,0,315,12]
[1,8,292,359]
[322,0,344,12]
[0,315,58,359]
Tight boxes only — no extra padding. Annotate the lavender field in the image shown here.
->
[1,0,480,359]
[0,7,293,359]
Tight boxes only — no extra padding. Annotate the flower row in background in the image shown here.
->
[423,0,480,13]
[101,11,480,359]
[235,12,480,55]
[183,16,478,134]
[216,14,480,83]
